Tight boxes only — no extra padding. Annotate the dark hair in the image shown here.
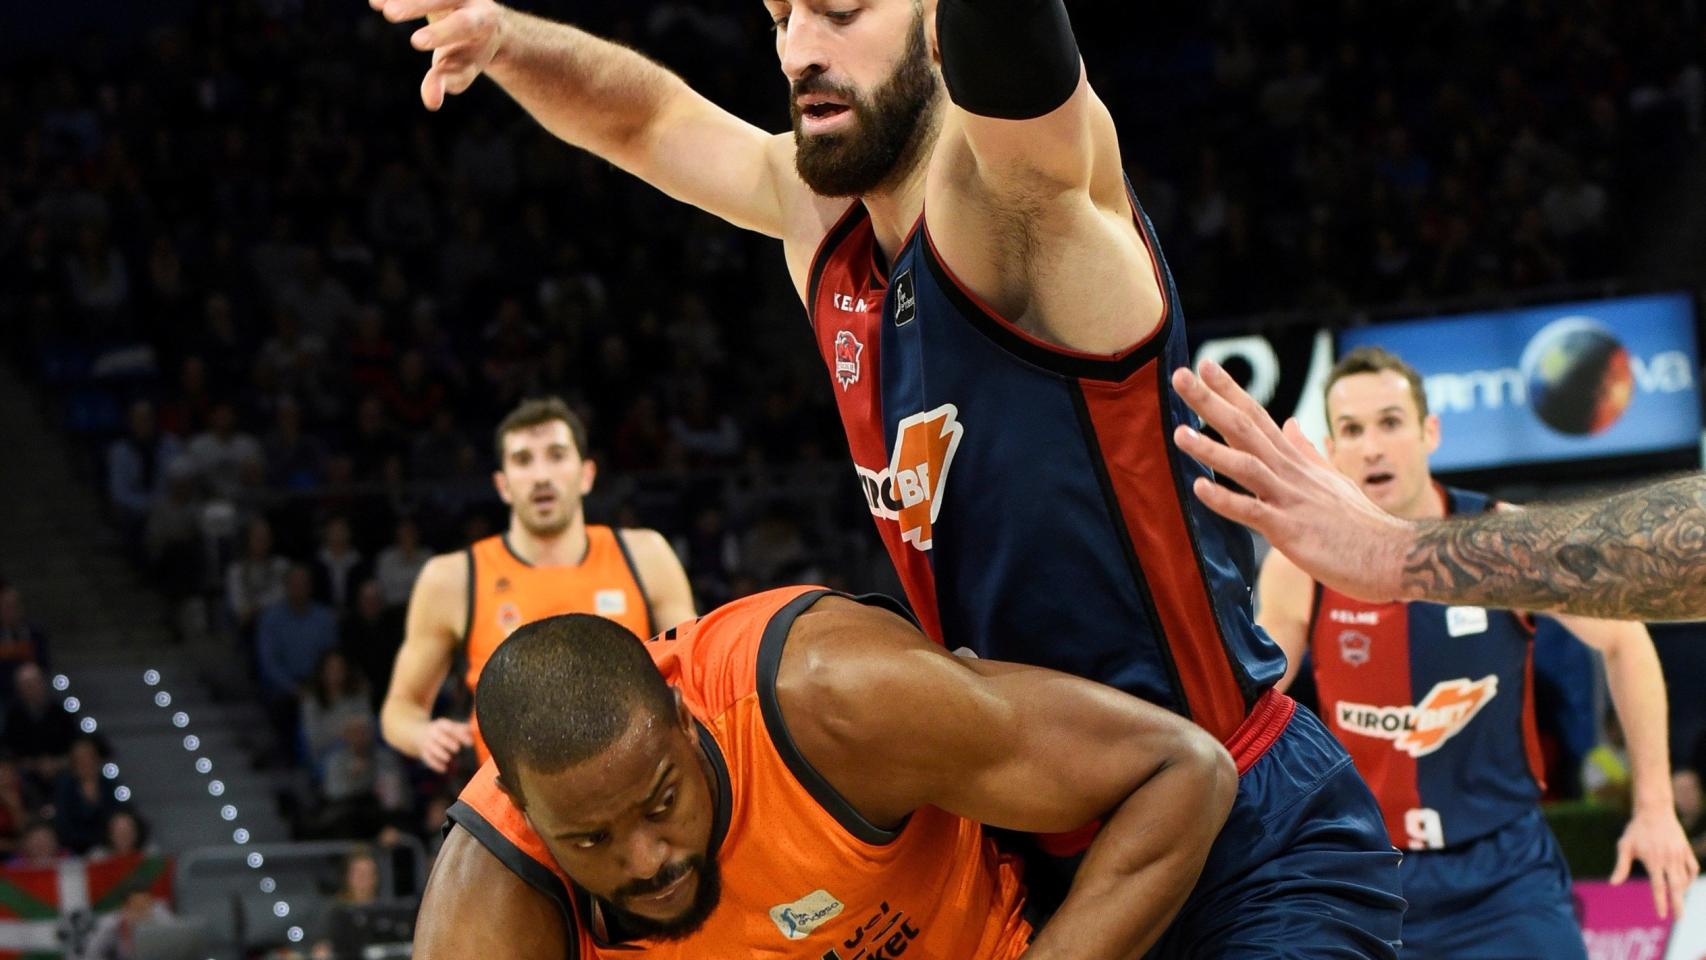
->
[493,397,588,465]
[1324,345,1430,424]
[312,649,368,708]
[475,614,675,801]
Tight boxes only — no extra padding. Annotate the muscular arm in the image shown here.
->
[1403,476,1706,620]
[782,599,1237,959]
[381,553,472,770]
[414,827,567,960]
[622,529,697,633]
[375,0,803,238]
[1255,548,1315,692]
[1171,362,1706,621]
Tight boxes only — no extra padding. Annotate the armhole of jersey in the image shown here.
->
[805,203,869,322]
[445,803,582,960]
[913,176,1172,384]
[755,588,906,846]
[460,547,476,654]
[612,529,656,641]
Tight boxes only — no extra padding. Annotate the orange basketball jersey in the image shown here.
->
[449,586,1032,959]
[465,527,653,763]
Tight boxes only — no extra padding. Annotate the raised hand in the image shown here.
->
[371,0,506,111]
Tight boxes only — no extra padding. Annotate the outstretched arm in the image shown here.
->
[1558,614,1699,915]
[372,0,795,237]
[782,599,1237,959]
[1171,361,1706,621]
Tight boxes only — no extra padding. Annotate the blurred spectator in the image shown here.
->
[337,846,382,906]
[342,581,403,714]
[276,250,355,342]
[88,810,152,859]
[81,886,173,960]
[256,566,339,702]
[311,516,369,616]
[226,517,291,638]
[263,398,329,491]
[106,400,183,545]
[64,224,130,326]
[314,718,407,838]
[301,650,372,766]
[667,380,741,464]
[156,356,215,438]
[373,518,428,609]
[53,738,121,855]
[0,758,43,857]
[143,461,205,603]
[409,409,465,485]
[9,820,62,869]
[347,396,400,484]
[0,587,48,694]
[184,402,263,502]
[5,664,75,782]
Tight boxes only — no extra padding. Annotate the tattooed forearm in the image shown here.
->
[1401,475,1706,620]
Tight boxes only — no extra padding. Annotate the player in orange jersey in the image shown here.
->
[415,586,1237,959]
[382,397,696,770]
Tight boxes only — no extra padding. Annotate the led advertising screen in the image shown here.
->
[1337,293,1701,472]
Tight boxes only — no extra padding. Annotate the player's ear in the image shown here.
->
[495,773,526,812]
[1422,414,1441,455]
[922,0,941,63]
[579,459,597,496]
[672,688,692,736]
[493,469,513,505]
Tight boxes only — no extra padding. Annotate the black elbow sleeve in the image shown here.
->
[936,0,1082,120]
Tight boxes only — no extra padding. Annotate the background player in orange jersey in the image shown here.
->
[415,586,1238,959]
[382,397,696,771]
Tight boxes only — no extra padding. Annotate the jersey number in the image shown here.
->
[1404,808,1445,850]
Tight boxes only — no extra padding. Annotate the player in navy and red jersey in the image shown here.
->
[374,0,1403,952]
[1259,346,1698,957]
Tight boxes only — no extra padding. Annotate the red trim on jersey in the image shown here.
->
[1310,588,1422,847]
[1225,689,1296,775]
[1079,373,1247,741]
[1520,647,1549,793]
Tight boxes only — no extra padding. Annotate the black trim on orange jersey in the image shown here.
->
[1066,383,1190,719]
[446,803,582,960]
[756,588,905,846]
[1155,358,1263,713]
[460,546,477,650]
[612,528,656,641]
[500,533,532,568]
[806,203,871,320]
[698,721,733,859]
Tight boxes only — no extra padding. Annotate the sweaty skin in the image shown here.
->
[414,597,1238,959]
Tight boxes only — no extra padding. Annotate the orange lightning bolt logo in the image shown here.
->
[1335,676,1500,758]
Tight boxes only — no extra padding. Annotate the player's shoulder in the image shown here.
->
[777,597,939,727]
[416,827,567,960]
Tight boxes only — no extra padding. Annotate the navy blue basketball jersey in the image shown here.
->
[805,189,1285,742]
[1308,486,1545,850]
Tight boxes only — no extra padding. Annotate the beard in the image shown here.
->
[792,14,939,198]
[514,483,574,537]
[599,854,722,943]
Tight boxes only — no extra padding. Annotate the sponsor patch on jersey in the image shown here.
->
[1338,629,1372,666]
[1328,608,1380,626]
[853,404,964,551]
[594,589,627,616]
[892,269,917,326]
[496,601,523,637]
[1445,605,1489,637]
[1335,675,1500,757]
[769,889,844,940]
[833,330,864,391]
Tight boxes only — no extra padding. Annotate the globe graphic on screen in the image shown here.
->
[1518,316,1634,435]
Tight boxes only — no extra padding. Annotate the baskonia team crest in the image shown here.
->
[833,330,864,390]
